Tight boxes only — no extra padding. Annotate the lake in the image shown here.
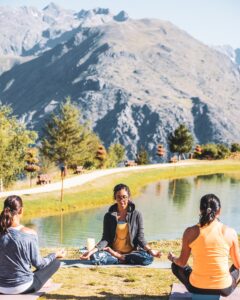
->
[25,172,240,247]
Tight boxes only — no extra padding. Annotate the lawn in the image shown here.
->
[40,241,181,300]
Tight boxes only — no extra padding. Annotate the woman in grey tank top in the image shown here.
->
[0,195,65,295]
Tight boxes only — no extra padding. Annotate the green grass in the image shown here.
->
[40,237,240,299]
[1,160,240,220]
[40,241,179,300]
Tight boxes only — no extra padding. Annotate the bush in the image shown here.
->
[231,143,240,152]
[195,143,230,160]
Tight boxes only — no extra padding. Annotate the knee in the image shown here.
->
[52,259,61,271]
[171,262,178,275]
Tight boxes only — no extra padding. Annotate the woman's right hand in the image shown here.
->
[168,251,176,263]
[55,248,66,259]
[80,247,98,260]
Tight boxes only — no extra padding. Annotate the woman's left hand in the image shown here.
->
[148,249,162,258]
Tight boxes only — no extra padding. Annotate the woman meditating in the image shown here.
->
[0,195,65,295]
[81,183,161,265]
[168,194,240,296]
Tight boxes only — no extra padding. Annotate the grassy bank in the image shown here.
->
[9,160,239,219]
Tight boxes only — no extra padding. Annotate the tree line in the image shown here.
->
[0,99,239,190]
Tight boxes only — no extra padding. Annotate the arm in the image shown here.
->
[135,212,161,257]
[22,227,65,269]
[229,228,240,269]
[135,211,148,248]
[168,227,193,267]
[29,235,57,270]
[80,213,112,259]
[96,213,113,250]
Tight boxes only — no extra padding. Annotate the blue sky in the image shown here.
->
[0,0,239,48]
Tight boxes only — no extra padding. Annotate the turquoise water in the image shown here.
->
[25,172,240,247]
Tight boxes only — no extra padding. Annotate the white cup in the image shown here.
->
[86,238,95,251]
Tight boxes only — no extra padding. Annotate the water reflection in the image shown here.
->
[196,173,227,183]
[168,179,191,208]
[25,172,240,247]
[155,182,162,196]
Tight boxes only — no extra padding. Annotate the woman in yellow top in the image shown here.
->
[168,194,240,296]
[81,183,161,265]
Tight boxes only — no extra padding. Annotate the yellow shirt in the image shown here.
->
[189,219,232,289]
[112,221,134,254]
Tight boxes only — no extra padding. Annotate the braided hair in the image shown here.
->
[199,194,221,227]
[0,195,23,235]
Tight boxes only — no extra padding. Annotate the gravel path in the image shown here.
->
[0,161,198,198]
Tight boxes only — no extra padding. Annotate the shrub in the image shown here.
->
[196,143,230,160]
[231,143,240,152]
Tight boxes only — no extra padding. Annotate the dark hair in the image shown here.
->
[113,184,131,199]
[199,194,221,227]
[0,195,23,235]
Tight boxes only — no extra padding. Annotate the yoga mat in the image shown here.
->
[61,259,171,268]
[0,283,61,300]
[169,283,240,300]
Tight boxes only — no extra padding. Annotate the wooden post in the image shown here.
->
[0,178,3,192]
[60,166,66,203]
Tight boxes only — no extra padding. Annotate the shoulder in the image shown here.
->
[183,225,200,243]
[104,211,116,222]
[20,226,37,236]
[132,209,142,217]
[221,223,238,243]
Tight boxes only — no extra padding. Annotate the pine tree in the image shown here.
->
[40,97,99,169]
[106,143,125,167]
[136,146,149,165]
[168,124,194,160]
[0,104,37,190]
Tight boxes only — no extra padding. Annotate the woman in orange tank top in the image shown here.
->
[168,194,240,297]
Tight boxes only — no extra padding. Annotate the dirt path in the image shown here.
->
[0,161,200,198]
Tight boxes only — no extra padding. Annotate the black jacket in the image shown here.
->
[96,201,147,250]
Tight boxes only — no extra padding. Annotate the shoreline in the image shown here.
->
[1,160,239,220]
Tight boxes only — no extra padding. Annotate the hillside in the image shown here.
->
[0,4,239,159]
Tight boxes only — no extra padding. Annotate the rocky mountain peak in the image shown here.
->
[113,10,129,22]
[43,2,61,16]
[93,7,110,15]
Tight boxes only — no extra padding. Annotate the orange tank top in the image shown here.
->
[189,219,232,289]
[112,221,134,254]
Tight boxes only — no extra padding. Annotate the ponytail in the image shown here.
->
[199,194,221,227]
[0,195,23,235]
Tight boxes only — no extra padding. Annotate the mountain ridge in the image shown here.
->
[0,5,239,159]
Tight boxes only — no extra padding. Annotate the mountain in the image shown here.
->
[235,48,240,65]
[0,3,128,74]
[0,4,239,160]
[214,45,240,66]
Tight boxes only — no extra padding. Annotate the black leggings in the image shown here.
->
[23,259,60,294]
[171,263,240,297]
